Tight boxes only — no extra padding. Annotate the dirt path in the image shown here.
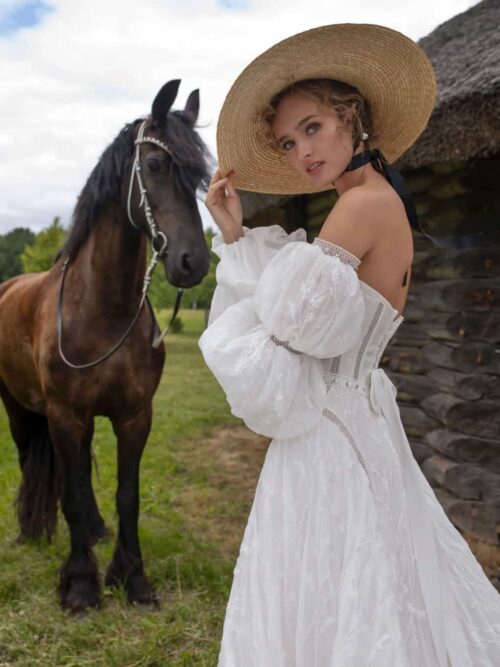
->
[170,423,270,560]
[171,423,500,588]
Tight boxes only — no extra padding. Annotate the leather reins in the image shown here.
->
[57,119,184,370]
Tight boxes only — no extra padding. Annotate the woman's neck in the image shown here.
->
[333,145,385,196]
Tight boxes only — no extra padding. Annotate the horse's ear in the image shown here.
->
[183,89,199,128]
[151,79,181,126]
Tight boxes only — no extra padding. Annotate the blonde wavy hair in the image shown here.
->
[260,78,377,154]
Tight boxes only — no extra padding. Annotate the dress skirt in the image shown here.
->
[217,385,500,667]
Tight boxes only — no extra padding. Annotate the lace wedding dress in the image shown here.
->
[198,225,500,667]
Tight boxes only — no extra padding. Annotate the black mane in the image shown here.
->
[167,110,213,194]
[61,113,212,261]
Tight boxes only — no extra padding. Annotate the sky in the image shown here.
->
[0,0,480,235]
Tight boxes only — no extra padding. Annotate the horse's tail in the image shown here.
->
[15,414,61,542]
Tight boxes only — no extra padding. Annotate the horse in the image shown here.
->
[0,79,211,613]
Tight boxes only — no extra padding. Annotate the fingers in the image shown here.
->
[225,175,238,198]
[209,167,234,184]
[206,177,229,199]
[204,168,242,231]
[206,169,236,201]
[208,167,222,184]
[211,176,229,188]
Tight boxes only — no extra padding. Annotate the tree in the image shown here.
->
[0,227,36,281]
[21,217,66,273]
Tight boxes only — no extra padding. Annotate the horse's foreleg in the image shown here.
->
[47,406,100,613]
[105,406,157,605]
[81,419,111,544]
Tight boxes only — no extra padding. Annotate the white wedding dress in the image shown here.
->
[198,225,500,667]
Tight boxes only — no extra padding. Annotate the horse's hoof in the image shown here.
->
[126,575,159,607]
[105,564,158,607]
[59,554,101,614]
[61,580,101,615]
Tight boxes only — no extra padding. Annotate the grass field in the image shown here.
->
[0,309,269,667]
[0,309,497,666]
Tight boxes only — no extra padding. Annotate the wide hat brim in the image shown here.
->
[216,23,437,195]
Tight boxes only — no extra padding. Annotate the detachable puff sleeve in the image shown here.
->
[254,241,365,358]
[198,236,366,440]
[208,224,306,325]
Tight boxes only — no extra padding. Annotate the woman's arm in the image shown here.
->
[199,240,366,439]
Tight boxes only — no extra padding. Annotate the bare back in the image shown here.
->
[319,169,414,320]
[356,182,414,318]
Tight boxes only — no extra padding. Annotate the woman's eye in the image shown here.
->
[147,158,161,173]
[306,122,320,134]
[280,123,320,150]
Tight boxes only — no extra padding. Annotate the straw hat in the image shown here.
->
[216,23,437,195]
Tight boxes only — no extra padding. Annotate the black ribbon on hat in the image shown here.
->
[342,148,444,248]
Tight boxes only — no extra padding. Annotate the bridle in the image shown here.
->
[127,118,170,247]
[57,119,184,370]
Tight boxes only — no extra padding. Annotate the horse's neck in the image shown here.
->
[71,212,147,315]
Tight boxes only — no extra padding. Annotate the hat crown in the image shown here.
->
[217,23,437,194]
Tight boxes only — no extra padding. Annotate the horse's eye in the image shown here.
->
[147,158,161,173]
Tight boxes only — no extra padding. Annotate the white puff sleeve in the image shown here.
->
[208,224,306,325]
[254,241,365,358]
[198,237,366,440]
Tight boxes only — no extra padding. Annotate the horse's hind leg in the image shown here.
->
[47,405,100,613]
[0,382,59,541]
[105,406,157,605]
[81,419,111,544]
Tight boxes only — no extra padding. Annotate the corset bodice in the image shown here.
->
[312,237,404,389]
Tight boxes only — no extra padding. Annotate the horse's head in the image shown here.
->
[126,79,212,288]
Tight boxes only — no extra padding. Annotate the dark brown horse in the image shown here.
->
[0,79,211,613]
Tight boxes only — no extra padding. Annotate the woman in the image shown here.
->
[199,24,500,667]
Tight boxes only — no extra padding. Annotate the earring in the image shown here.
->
[362,131,369,141]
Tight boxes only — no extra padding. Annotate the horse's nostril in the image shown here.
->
[181,251,192,273]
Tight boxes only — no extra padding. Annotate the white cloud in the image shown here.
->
[0,0,480,233]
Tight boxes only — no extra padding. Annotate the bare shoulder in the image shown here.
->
[319,184,406,260]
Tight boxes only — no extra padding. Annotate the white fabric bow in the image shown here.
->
[368,367,397,416]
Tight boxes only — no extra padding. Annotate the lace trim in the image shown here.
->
[322,407,372,488]
[329,355,341,375]
[323,355,342,391]
[270,334,302,355]
[313,238,361,271]
[353,302,383,380]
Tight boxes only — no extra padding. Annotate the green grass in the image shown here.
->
[0,310,243,667]
[1,309,497,665]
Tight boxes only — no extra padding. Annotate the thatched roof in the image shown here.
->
[396,0,500,169]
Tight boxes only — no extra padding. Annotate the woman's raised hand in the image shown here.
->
[204,168,243,241]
